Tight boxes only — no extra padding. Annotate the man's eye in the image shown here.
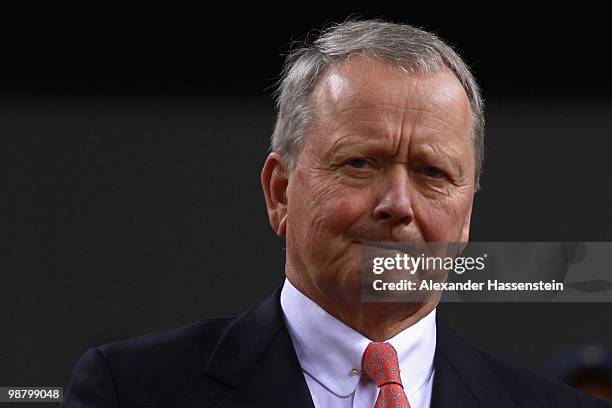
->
[346,159,369,169]
[420,166,445,179]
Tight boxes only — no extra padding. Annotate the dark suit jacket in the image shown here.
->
[62,288,610,407]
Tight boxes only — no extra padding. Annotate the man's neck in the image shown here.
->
[286,274,438,342]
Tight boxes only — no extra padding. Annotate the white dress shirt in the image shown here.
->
[280,278,436,408]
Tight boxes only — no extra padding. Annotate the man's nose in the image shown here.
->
[372,165,414,225]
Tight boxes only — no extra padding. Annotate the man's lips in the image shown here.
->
[350,239,414,247]
[349,239,431,254]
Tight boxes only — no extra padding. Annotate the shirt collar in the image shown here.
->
[280,277,436,398]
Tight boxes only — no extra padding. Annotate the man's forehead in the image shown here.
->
[313,56,470,119]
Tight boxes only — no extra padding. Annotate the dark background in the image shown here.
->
[2,6,611,404]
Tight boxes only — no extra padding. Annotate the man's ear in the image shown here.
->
[261,152,289,237]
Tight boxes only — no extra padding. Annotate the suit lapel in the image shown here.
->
[203,288,518,408]
[202,288,314,408]
[431,315,517,408]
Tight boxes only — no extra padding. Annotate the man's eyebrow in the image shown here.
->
[327,134,391,157]
[329,136,465,171]
[415,142,466,174]
[325,119,400,150]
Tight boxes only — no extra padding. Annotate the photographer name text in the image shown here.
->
[372,279,564,292]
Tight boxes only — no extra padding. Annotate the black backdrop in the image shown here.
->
[2,6,611,403]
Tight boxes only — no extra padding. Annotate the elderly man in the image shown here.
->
[62,20,609,407]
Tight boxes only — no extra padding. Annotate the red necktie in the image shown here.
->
[362,342,410,408]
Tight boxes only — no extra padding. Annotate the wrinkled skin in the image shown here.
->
[262,56,476,340]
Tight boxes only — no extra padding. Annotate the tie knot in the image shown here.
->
[361,342,403,387]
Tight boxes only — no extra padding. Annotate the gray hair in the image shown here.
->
[270,19,485,190]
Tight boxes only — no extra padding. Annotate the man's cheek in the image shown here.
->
[426,209,468,241]
[315,195,366,236]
